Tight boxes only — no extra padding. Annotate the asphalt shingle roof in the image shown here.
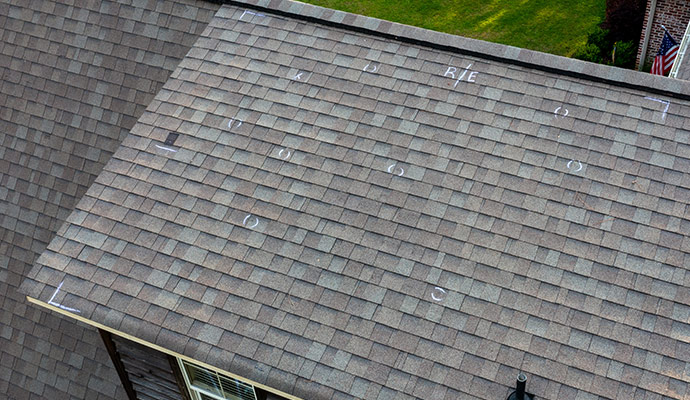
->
[0,0,219,398]
[20,0,690,399]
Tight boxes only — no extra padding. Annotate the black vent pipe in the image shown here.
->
[506,373,533,400]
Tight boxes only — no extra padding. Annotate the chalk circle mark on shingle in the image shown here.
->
[566,160,583,172]
[431,287,447,302]
[387,163,404,177]
[554,107,569,119]
[278,148,292,160]
[228,118,243,129]
[363,63,378,73]
[243,214,259,229]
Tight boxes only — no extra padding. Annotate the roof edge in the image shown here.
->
[209,0,690,100]
[25,295,304,400]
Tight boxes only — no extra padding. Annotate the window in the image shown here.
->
[178,358,258,400]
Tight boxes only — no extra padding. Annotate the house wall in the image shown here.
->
[110,334,188,400]
[0,1,218,398]
[636,0,690,68]
[108,332,284,400]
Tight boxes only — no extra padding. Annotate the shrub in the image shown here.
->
[574,27,612,64]
[611,40,637,68]
[573,0,644,70]
[574,43,604,64]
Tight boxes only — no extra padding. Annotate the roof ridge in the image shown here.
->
[215,0,690,100]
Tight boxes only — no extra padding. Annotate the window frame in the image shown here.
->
[176,357,258,400]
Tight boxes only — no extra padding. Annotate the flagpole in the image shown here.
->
[651,25,679,75]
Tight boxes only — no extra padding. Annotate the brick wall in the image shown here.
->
[636,0,690,69]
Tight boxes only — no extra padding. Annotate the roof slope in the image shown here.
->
[0,0,219,398]
[22,1,690,399]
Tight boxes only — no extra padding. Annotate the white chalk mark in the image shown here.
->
[293,72,303,80]
[240,10,265,20]
[363,63,378,73]
[446,65,479,86]
[431,287,447,302]
[47,281,81,314]
[48,281,63,304]
[554,106,569,118]
[228,119,243,129]
[155,144,178,153]
[387,164,404,177]
[278,148,291,160]
[567,160,583,172]
[243,214,259,229]
[454,64,473,88]
[55,304,81,313]
[644,97,670,121]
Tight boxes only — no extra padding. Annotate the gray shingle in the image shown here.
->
[16,1,690,400]
[3,0,221,399]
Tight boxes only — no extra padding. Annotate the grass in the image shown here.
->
[300,0,606,57]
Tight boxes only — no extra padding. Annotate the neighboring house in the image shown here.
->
[637,0,690,70]
[4,1,690,400]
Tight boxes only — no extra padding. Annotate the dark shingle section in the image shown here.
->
[0,0,219,398]
[20,1,690,400]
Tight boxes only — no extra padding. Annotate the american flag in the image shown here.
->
[651,31,679,76]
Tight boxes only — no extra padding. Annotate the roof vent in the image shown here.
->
[506,373,534,400]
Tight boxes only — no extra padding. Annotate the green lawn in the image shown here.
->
[301,0,606,57]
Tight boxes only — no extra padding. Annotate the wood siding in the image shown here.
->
[111,334,189,400]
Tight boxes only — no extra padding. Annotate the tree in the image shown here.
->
[600,0,646,43]
[574,0,646,69]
